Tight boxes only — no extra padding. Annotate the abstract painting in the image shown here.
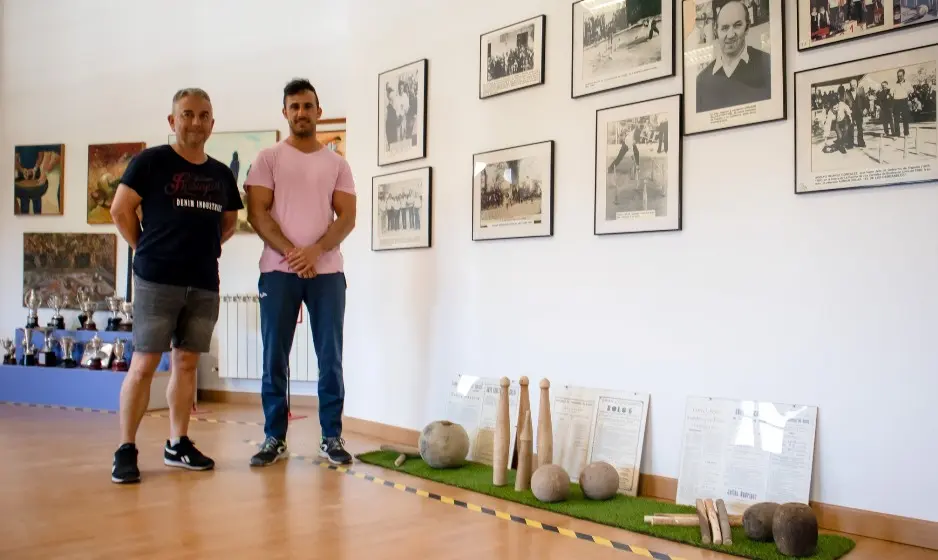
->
[14,144,65,216]
[87,142,146,224]
[23,232,118,309]
[168,130,280,233]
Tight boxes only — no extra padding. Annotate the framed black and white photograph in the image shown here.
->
[472,140,554,241]
[479,15,546,99]
[795,43,938,194]
[594,94,682,235]
[797,0,937,52]
[682,0,786,135]
[372,167,432,251]
[378,58,427,166]
[571,0,675,98]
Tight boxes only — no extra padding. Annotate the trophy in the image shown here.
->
[60,336,77,368]
[82,300,98,331]
[86,334,103,370]
[24,289,40,329]
[37,329,58,367]
[111,338,129,371]
[76,288,90,329]
[118,301,133,332]
[105,296,124,331]
[1,338,15,365]
[47,294,67,330]
[20,327,37,366]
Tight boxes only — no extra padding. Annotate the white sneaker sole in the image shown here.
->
[319,450,352,465]
[164,458,214,471]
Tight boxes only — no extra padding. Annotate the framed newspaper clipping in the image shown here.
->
[682,0,786,135]
[794,43,938,194]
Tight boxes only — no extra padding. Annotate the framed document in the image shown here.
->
[371,167,432,251]
[682,0,786,135]
[479,14,546,99]
[445,374,521,465]
[594,94,682,235]
[571,0,675,98]
[794,43,938,194]
[675,396,818,515]
[472,140,554,241]
[378,58,428,166]
[797,0,938,51]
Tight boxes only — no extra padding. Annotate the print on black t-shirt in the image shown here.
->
[120,145,243,292]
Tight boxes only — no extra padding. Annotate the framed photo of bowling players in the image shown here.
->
[594,94,683,235]
[681,0,786,135]
[794,43,938,194]
[378,58,428,167]
[796,0,938,52]
[479,14,547,99]
[371,166,432,251]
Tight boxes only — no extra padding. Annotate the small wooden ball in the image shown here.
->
[418,420,469,469]
[772,503,818,557]
[578,462,619,500]
[531,464,570,503]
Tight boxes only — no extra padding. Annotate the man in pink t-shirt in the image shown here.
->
[243,78,357,467]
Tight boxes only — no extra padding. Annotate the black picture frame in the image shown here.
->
[479,14,547,100]
[796,0,938,52]
[593,94,683,236]
[681,0,788,136]
[570,0,676,99]
[793,42,938,195]
[371,166,433,251]
[471,140,555,241]
[378,58,428,167]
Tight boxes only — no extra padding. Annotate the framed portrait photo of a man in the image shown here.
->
[378,58,428,166]
[682,0,786,135]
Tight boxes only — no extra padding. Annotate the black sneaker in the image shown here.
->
[250,436,289,467]
[319,436,352,465]
[163,436,215,471]
[112,443,140,484]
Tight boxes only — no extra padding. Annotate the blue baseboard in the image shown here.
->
[0,363,140,411]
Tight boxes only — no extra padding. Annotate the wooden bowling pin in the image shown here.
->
[514,409,533,491]
[510,376,530,469]
[536,378,553,468]
[493,376,511,486]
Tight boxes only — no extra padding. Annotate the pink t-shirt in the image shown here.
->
[245,141,356,274]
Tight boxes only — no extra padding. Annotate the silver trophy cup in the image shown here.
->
[24,289,40,329]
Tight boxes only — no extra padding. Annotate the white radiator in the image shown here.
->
[216,294,317,381]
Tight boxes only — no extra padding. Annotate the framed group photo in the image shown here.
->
[794,43,938,194]
[479,14,546,99]
[682,0,786,135]
[594,94,682,235]
[472,140,554,241]
[371,166,432,251]
[378,58,428,166]
[797,0,938,51]
[571,0,675,98]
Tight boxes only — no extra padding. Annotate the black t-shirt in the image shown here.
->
[120,145,243,292]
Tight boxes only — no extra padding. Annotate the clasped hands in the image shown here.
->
[284,244,324,279]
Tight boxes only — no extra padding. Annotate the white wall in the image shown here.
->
[2,0,936,524]
[340,0,937,523]
[0,0,348,393]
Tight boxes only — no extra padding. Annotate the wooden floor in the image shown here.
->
[1,402,935,560]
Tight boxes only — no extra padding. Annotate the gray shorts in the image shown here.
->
[132,274,219,354]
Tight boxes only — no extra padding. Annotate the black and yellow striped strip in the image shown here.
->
[0,401,117,415]
[246,439,686,560]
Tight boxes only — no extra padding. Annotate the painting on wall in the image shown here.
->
[378,58,428,166]
[794,43,938,194]
[372,166,432,251]
[472,140,554,241]
[479,14,547,99]
[594,94,682,235]
[87,142,147,225]
[317,118,347,158]
[797,0,937,51]
[571,0,674,98]
[168,129,280,233]
[681,0,786,135]
[23,232,118,309]
[14,144,65,216]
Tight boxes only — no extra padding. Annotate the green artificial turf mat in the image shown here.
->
[355,451,856,560]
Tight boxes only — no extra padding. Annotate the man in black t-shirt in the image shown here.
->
[107,87,243,484]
